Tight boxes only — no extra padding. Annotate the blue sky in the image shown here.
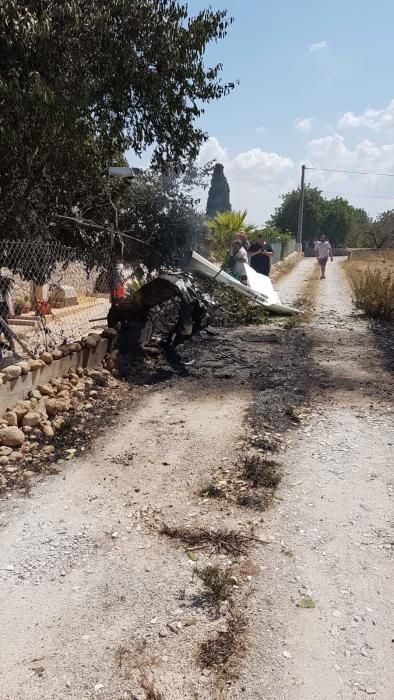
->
[131,0,394,224]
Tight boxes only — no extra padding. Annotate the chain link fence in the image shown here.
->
[0,240,115,369]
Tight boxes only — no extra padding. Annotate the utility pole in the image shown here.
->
[296,164,306,252]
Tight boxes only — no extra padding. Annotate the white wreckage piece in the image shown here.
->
[184,251,299,316]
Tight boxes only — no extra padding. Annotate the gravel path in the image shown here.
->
[232,259,394,700]
[0,384,250,699]
[275,255,316,305]
[0,257,392,700]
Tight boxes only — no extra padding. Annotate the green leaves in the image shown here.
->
[269,185,370,247]
[0,0,235,245]
[206,210,256,260]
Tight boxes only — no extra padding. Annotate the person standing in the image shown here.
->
[224,240,248,284]
[314,235,333,279]
[248,235,274,277]
[238,230,250,252]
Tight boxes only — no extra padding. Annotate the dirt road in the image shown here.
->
[0,258,392,700]
[235,259,394,699]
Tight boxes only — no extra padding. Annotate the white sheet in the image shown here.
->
[183,251,299,316]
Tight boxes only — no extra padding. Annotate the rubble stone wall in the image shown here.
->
[0,332,116,415]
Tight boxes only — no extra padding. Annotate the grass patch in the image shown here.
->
[196,564,235,606]
[343,253,394,320]
[160,524,264,555]
[198,608,248,670]
[242,454,282,488]
[350,267,394,320]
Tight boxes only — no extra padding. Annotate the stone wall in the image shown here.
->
[0,262,104,305]
[0,329,117,415]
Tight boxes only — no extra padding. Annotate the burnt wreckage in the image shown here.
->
[106,250,298,354]
[107,272,209,350]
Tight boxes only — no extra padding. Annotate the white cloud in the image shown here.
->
[294,117,314,132]
[198,136,228,165]
[338,99,394,131]
[197,134,394,224]
[304,133,394,210]
[310,40,328,52]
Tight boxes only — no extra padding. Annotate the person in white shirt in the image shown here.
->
[231,239,248,284]
[314,235,333,279]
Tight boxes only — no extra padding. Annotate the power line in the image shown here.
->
[321,189,394,200]
[306,166,394,178]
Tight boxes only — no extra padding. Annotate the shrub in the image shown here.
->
[351,268,394,320]
[194,276,269,327]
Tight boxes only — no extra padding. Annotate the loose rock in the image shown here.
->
[2,365,22,380]
[42,423,55,439]
[52,417,65,430]
[0,446,12,456]
[28,389,43,401]
[101,327,117,339]
[0,426,25,448]
[4,412,18,427]
[84,334,100,348]
[8,451,24,463]
[38,384,55,397]
[22,412,42,429]
[45,398,71,416]
[67,342,82,353]
[39,352,53,365]
[29,359,46,371]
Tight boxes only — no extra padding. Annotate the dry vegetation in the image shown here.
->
[160,524,264,555]
[196,564,236,606]
[344,251,394,320]
[242,454,282,488]
[198,608,248,671]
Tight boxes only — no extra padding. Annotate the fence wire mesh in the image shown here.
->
[0,240,113,368]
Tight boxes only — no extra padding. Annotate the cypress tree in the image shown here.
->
[206,163,231,218]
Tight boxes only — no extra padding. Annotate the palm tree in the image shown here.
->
[206,210,256,260]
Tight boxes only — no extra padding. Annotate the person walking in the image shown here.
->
[248,235,274,277]
[315,235,333,279]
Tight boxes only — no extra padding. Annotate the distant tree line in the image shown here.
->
[269,185,394,249]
